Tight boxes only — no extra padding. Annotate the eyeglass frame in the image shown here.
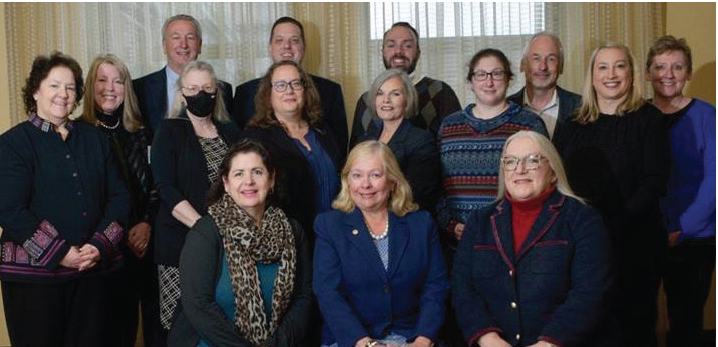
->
[271,79,305,93]
[471,69,507,82]
[501,153,548,171]
[181,84,218,96]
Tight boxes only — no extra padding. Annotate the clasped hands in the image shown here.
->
[60,244,100,271]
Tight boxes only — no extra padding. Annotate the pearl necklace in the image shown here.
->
[368,217,389,240]
[98,118,121,130]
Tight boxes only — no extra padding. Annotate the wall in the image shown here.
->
[0,4,10,345]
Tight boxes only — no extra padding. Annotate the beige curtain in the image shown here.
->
[4,2,663,128]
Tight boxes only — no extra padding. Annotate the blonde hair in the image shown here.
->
[332,141,418,216]
[574,42,644,124]
[81,54,143,132]
[169,60,230,123]
[496,131,584,204]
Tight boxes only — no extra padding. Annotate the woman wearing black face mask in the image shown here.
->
[151,60,242,334]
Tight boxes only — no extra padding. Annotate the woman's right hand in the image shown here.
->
[453,223,465,241]
[477,332,511,347]
[60,246,87,269]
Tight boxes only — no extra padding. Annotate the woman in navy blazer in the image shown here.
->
[352,69,440,214]
[453,131,615,347]
[313,140,449,347]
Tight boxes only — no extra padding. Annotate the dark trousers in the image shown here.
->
[616,239,665,347]
[664,237,715,347]
[107,248,162,347]
[2,277,107,347]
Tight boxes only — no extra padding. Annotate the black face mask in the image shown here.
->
[183,90,216,117]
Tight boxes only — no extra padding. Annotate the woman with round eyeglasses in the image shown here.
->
[151,60,241,332]
[453,130,615,347]
[245,61,342,241]
[553,43,668,347]
[645,36,715,347]
[437,48,548,252]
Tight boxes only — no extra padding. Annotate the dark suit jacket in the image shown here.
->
[453,191,616,347]
[133,66,234,133]
[507,86,581,140]
[244,123,342,240]
[232,74,348,153]
[168,214,312,347]
[150,116,242,265]
[313,209,449,347]
[357,118,440,214]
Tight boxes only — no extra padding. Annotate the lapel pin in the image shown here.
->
[352,229,359,235]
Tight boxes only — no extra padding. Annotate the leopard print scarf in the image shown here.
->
[208,193,296,345]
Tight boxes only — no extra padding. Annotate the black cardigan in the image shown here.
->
[554,103,669,246]
[151,117,242,266]
[356,118,440,214]
[0,119,128,283]
[244,122,342,242]
[168,214,312,347]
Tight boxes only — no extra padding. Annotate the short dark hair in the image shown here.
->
[383,22,420,51]
[466,48,514,83]
[22,51,84,115]
[249,60,322,129]
[206,139,278,207]
[646,35,693,74]
[270,16,305,45]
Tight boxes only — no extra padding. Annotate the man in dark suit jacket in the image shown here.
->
[133,14,232,133]
[507,31,581,141]
[231,17,348,153]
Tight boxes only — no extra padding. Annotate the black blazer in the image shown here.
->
[244,123,342,240]
[356,118,440,214]
[133,66,234,133]
[169,214,312,347]
[150,116,242,266]
[507,86,581,140]
[232,74,348,153]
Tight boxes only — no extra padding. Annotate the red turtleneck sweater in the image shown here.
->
[507,185,556,254]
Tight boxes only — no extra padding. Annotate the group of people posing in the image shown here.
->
[0,13,713,347]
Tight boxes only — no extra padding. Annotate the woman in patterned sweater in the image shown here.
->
[437,48,548,253]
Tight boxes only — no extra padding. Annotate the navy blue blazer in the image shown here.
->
[133,66,234,133]
[452,191,616,347]
[313,209,449,347]
[507,86,581,140]
[231,74,348,153]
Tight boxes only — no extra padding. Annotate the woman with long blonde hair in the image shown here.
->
[554,42,669,347]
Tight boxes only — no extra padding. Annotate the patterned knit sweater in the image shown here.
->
[437,102,548,241]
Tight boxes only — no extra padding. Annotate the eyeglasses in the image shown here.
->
[181,85,217,96]
[502,153,546,171]
[472,70,506,81]
[271,79,305,92]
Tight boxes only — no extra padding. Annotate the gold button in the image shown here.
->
[352,229,359,235]
[510,301,517,309]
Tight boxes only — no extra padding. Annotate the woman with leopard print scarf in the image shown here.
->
[168,139,313,347]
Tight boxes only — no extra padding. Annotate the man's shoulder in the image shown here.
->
[310,74,341,89]
[507,87,525,105]
[133,67,165,87]
[556,86,582,103]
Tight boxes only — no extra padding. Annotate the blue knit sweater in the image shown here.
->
[437,102,547,235]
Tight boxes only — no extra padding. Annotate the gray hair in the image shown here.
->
[521,31,564,74]
[367,69,418,120]
[162,14,202,42]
